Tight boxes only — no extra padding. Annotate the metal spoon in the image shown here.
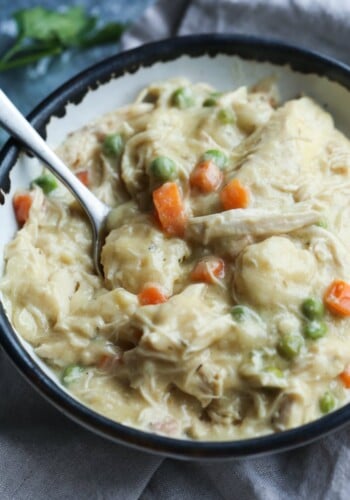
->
[0,89,110,277]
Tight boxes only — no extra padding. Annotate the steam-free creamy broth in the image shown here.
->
[2,78,350,440]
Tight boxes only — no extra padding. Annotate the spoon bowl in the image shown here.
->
[0,89,110,276]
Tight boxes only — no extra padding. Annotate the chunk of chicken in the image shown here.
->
[221,85,275,133]
[126,285,232,362]
[187,207,319,244]
[124,285,233,406]
[36,288,138,366]
[271,392,305,431]
[56,126,101,172]
[2,191,85,342]
[230,97,334,210]
[206,391,252,425]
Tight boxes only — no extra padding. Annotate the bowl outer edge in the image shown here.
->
[1,34,350,459]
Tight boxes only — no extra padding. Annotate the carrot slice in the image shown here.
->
[190,257,225,283]
[220,178,249,210]
[153,182,187,236]
[339,365,350,388]
[324,279,350,316]
[76,170,89,187]
[138,284,169,306]
[13,192,32,225]
[190,160,223,193]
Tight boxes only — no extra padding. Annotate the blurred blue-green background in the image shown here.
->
[0,0,155,146]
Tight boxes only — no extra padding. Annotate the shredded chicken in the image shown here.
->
[187,207,320,243]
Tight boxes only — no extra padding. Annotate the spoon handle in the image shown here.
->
[0,89,109,229]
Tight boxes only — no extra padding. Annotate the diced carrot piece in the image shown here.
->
[190,160,223,193]
[339,365,350,388]
[152,182,187,236]
[190,257,225,283]
[138,284,169,306]
[324,280,350,316]
[220,178,249,210]
[98,354,110,369]
[76,170,89,187]
[13,192,32,225]
[152,207,162,230]
[97,353,122,371]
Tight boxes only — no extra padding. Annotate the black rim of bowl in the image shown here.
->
[1,34,350,460]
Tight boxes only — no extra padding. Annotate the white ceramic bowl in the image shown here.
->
[2,35,350,459]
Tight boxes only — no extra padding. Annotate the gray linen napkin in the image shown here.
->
[2,1,350,499]
[123,0,350,66]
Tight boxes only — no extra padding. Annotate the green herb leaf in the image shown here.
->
[0,45,62,71]
[81,22,126,48]
[0,7,126,72]
[14,7,96,46]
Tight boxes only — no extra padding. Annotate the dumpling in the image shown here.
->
[101,216,190,294]
[234,236,316,310]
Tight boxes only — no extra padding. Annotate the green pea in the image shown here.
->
[231,305,246,322]
[171,87,195,109]
[32,174,57,194]
[61,365,83,386]
[149,156,177,181]
[316,219,328,229]
[265,366,284,378]
[319,391,336,414]
[218,108,236,124]
[202,149,228,169]
[303,320,327,340]
[203,97,217,107]
[278,333,303,360]
[301,298,325,320]
[203,92,221,107]
[103,133,124,157]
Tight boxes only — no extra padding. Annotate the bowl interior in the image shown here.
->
[2,40,350,458]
